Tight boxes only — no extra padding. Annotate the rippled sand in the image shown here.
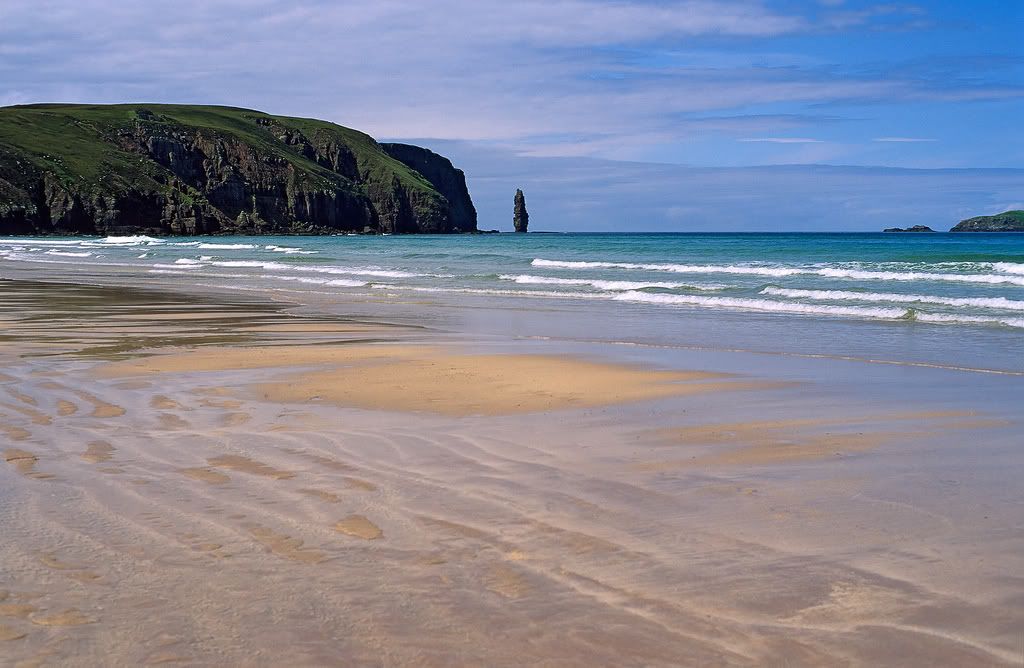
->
[0,278,1022,666]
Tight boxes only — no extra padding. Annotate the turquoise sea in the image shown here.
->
[2,232,1023,374]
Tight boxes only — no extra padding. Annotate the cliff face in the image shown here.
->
[380,143,477,233]
[951,211,1024,232]
[0,104,476,235]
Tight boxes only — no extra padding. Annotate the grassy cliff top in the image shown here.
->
[0,103,436,195]
[951,210,1024,232]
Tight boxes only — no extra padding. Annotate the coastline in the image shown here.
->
[1,274,1023,665]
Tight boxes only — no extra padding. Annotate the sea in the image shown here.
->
[2,232,1023,379]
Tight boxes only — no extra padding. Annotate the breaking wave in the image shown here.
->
[497,274,724,291]
[761,287,1024,311]
[533,258,1024,286]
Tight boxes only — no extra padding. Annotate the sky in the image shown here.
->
[1,0,1022,230]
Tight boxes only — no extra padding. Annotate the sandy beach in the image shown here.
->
[3,0,1024,662]
[1,277,1023,666]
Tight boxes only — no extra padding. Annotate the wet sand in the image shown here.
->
[99,343,766,416]
[0,278,1022,666]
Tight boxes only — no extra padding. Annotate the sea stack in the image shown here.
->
[514,188,529,233]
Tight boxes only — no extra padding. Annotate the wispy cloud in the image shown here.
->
[426,139,1024,231]
[818,3,929,31]
[738,137,825,143]
[0,0,1019,167]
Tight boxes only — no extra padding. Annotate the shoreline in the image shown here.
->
[0,275,1022,665]
[3,232,1024,380]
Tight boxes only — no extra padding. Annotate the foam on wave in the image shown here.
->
[159,258,426,279]
[611,291,909,318]
[45,250,92,257]
[0,239,84,246]
[532,258,800,277]
[258,274,367,288]
[533,258,1024,286]
[498,274,723,291]
[762,287,1024,311]
[100,235,164,245]
[265,245,317,255]
[815,267,1024,286]
[993,262,1024,275]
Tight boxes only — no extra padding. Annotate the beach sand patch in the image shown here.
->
[0,422,31,441]
[300,489,342,503]
[342,477,378,492]
[687,431,917,467]
[38,553,87,571]
[0,604,37,619]
[643,411,1008,469]
[249,526,326,564]
[96,344,421,376]
[198,398,243,409]
[486,563,529,599]
[30,609,95,626]
[179,468,230,485]
[81,441,115,464]
[0,401,51,425]
[150,395,182,410]
[72,390,126,418]
[4,449,39,476]
[221,412,251,427]
[97,344,758,415]
[158,414,190,430]
[333,515,383,540]
[6,389,37,407]
[207,455,294,480]
[254,348,740,416]
[0,624,27,641]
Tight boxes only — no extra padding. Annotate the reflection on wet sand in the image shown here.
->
[0,278,1022,666]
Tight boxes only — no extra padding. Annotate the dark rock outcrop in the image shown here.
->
[513,188,529,233]
[883,225,934,232]
[0,104,477,236]
[380,143,477,233]
[950,211,1024,232]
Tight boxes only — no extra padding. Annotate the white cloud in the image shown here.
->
[426,139,1024,231]
[0,0,1018,164]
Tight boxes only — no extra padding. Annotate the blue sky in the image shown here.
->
[1,0,1021,230]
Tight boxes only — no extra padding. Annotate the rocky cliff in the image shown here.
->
[380,143,476,233]
[0,104,477,235]
[950,210,1024,232]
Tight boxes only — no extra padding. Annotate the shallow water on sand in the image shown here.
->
[2,232,1024,373]
[0,279,1022,666]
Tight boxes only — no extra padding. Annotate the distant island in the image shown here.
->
[0,104,477,236]
[883,225,934,233]
[951,210,1024,232]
